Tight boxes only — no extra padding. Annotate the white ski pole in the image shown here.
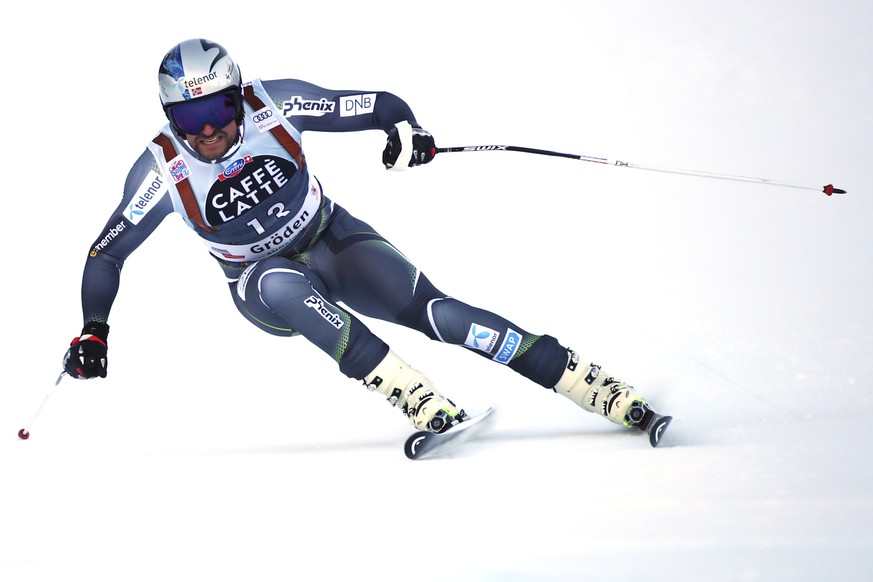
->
[435,145,846,196]
[18,372,66,440]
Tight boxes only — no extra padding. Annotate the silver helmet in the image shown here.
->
[158,39,241,106]
[158,38,243,135]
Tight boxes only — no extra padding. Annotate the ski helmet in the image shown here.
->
[158,39,243,134]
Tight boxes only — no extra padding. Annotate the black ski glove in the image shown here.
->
[63,321,109,379]
[383,123,437,169]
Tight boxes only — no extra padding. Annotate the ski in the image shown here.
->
[403,407,495,460]
[643,412,672,447]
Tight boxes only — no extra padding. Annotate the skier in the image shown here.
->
[63,38,669,445]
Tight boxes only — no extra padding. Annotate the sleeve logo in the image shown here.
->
[127,171,167,225]
[339,93,376,117]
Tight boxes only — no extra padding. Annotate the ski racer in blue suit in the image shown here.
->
[64,38,663,439]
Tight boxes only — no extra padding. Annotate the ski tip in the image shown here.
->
[404,431,430,460]
[648,415,672,448]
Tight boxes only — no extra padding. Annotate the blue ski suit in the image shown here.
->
[79,77,569,387]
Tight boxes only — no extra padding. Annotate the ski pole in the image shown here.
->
[435,145,846,196]
[18,371,66,440]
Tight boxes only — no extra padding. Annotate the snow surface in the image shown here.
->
[3,1,872,580]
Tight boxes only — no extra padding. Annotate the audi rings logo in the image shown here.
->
[252,110,273,124]
[251,105,280,133]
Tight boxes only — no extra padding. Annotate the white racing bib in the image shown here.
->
[206,175,322,262]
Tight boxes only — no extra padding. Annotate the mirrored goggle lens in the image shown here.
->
[169,91,240,135]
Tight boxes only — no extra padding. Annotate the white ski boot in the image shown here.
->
[554,349,672,446]
[363,350,466,433]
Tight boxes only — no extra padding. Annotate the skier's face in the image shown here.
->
[185,120,240,160]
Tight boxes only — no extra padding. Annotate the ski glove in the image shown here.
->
[63,321,109,379]
[383,121,436,169]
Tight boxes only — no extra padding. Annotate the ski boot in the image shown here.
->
[553,348,672,447]
[363,350,466,433]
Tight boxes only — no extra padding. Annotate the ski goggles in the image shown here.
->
[166,89,243,135]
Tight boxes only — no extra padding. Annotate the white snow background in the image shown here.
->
[3,1,872,580]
